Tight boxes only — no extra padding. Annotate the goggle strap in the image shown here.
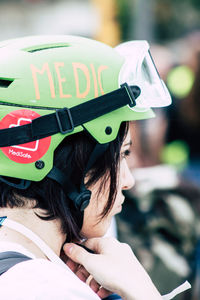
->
[0,83,137,147]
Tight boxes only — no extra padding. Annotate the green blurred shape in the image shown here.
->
[167,65,194,98]
[160,140,189,169]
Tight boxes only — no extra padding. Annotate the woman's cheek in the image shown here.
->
[81,211,113,238]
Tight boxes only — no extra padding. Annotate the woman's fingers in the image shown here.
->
[89,277,101,293]
[64,257,90,283]
[84,237,119,254]
[97,287,112,299]
[65,258,79,273]
[89,278,112,299]
[75,265,90,282]
[63,243,91,266]
[63,237,162,300]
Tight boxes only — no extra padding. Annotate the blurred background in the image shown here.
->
[1,0,200,44]
[1,0,200,299]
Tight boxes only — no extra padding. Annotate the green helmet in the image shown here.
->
[0,35,171,182]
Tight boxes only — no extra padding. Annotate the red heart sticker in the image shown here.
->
[0,109,51,164]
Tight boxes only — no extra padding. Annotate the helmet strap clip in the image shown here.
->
[55,107,74,134]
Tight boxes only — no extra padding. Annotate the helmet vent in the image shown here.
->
[0,78,14,88]
[23,43,70,53]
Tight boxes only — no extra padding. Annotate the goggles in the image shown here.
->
[115,41,172,112]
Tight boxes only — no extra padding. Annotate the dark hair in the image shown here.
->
[0,122,129,242]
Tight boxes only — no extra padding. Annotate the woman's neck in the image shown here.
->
[0,207,66,259]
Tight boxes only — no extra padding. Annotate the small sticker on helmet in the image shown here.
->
[0,109,51,164]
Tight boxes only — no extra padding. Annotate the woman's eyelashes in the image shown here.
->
[121,149,131,159]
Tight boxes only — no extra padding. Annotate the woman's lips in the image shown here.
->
[116,199,125,212]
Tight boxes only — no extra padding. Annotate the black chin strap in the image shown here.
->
[47,143,109,229]
[0,83,140,147]
[0,176,31,190]
[47,143,109,212]
[0,142,106,230]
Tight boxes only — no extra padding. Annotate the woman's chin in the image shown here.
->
[81,225,110,239]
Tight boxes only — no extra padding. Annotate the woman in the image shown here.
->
[0,35,171,299]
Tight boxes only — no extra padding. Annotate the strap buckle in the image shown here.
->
[121,83,139,108]
[55,107,74,134]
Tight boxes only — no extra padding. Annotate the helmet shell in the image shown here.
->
[0,35,154,181]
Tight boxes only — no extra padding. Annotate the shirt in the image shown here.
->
[0,242,100,300]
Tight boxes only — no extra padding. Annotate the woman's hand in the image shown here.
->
[61,246,112,299]
[63,237,162,300]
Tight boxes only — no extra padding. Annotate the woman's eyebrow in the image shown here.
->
[123,140,132,147]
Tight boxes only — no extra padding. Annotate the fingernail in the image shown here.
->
[64,244,74,254]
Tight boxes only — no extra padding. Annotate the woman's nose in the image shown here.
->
[122,160,135,190]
